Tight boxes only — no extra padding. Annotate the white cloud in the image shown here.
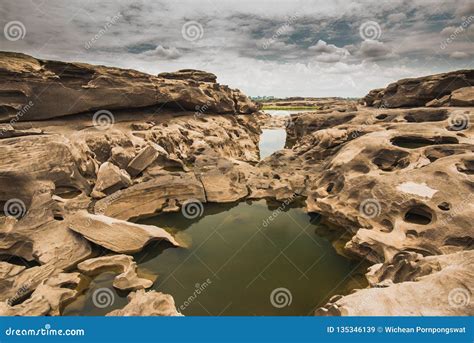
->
[359,40,393,59]
[309,40,350,63]
[387,12,407,24]
[450,51,469,59]
[140,45,181,59]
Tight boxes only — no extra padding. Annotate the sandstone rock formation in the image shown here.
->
[0,51,472,317]
[68,211,181,253]
[0,52,261,316]
[106,290,182,316]
[363,70,474,108]
[78,255,154,291]
[0,52,258,122]
[158,69,217,83]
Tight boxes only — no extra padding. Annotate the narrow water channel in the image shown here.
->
[64,200,366,316]
[259,129,286,159]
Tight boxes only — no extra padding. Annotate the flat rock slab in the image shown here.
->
[68,211,181,254]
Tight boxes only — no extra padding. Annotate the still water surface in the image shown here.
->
[64,200,366,316]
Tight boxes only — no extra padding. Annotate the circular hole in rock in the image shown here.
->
[381,219,394,232]
[375,114,388,120]
[404,205,433,225]
[437,202,451,211]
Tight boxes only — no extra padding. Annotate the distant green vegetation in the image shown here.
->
[261,105,321,110]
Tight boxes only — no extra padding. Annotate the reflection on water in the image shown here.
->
[259,129,286,159]
[64,200,367,316]
[264,109,311,116]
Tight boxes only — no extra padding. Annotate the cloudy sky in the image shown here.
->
[1,0,473,97]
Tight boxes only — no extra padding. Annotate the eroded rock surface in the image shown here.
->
[106,290,182,316]
[78,255,154,291]
[363,70,474,108]
[0,52,472,317]
[0,52,257,122]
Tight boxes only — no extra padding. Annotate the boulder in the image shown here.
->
[126,144,166,177]
[106,290,182,316]
[92,162,132,198]
[450,86,474,106]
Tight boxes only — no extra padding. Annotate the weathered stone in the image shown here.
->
[106,290,182,316]
[92,162,132,198]
[363,70,474,108]
[94,172,206,220]
[158,69,217,83]
[68,211,181,253]
[450,86,474,106]
[0,52,258,122]
[126,144,165,177]
[78,255,154,291]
